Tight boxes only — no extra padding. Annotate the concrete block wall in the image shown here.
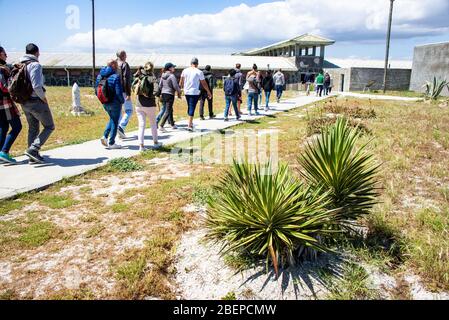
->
[410,42,449,97]
[324,68,351,92]
[349,67,411,91]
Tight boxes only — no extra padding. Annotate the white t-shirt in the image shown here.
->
[181,67,205,96]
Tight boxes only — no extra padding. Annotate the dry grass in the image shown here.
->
[1,94,448,299]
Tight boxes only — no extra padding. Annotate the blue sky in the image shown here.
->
[2,0,449,60]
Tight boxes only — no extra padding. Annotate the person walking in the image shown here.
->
[315,71,325,97]
[199,65,216,120]
[116,50,133,139]
[19,44,55,164]
[133,62,160,152]
[179,57,212,132]
[234,63,244,114]
[156,68,166,126]
[159,63,182,132]
[261,70,275,111]
[0,47,22,164]
[223,69,241,122]
[258,72,264,107]
[304,70,313,96]
[246,64,261,116]
[324,72,331,96]
[96,59,125,150]
[273,69,285,103]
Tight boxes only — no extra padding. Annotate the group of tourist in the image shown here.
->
[0,44,303,164]
[94,52,289,152]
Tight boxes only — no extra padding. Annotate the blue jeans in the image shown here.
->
[264,91,272,108]
[275,85,284,101]
[0,115,22,154]
[247,92,259,114]
[185,95,200,117]
[119,96,133,130]
[103,103,122,146]
[224,96,240,119]
[156,103,167,125]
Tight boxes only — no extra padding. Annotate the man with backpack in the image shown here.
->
[234,63,244,114]
[199,65,216,121]
[273,69,285,103]
[96,59,125,149]
[223,69,241,122]
[13,44,55,164]
[261,70,275,111]
[0,47,23,164]
[116,50,133,139]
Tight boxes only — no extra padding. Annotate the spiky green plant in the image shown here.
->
[205,161,339,276]
[299,117,380,228]
[423,77,449,100]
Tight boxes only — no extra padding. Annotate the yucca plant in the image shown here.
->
[299,117,380,229]
[205,160,339,277]
[423,77,449,100]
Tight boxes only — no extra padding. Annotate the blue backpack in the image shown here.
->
[224,78,236,96]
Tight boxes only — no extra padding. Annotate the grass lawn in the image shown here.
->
[353,90,426,98]
[10,86,299,156]
[1,95,448,299]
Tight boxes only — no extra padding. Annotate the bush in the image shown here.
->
[423,77,449,100]
[299,117,380,229]
[307,116,370,137]
[205,161,338,276]
[108,157,144,172]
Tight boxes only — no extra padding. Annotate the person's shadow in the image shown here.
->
[16,156,109,168]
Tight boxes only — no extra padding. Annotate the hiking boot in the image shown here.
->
[100,137,108,147]
[0,152,18,165]
[107,144,122,150]
[25,149,44,164]
[117,127,127,139]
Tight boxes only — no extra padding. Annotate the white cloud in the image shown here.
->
[64,0,449,52]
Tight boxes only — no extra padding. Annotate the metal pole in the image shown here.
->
[92,0,96,89]
[383,0,394,93]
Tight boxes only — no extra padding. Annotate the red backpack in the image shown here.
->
[8,62,33,104]
[96,76,113,104]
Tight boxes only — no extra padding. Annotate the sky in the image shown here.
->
[1,0,449,61]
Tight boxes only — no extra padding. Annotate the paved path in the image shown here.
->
[339,91,421,101]
[0,94,330,200]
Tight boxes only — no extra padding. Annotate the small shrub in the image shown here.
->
[108,158,144,172]
[300,117,380,229]
[206,161,339,276]
[307,116,370,137]
[423,77,449,100]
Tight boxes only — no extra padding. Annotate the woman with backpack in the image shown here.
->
[261,70,275,111]
[246,64,261,116]
[133,62,161,152]
[0,47,23,164]
[96,59,125,150]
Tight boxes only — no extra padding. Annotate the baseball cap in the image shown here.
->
[164,62,176,70]
[191,57,199,65]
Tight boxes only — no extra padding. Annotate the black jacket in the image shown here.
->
[262,75,275,92]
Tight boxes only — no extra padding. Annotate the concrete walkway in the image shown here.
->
[339,91,422,101]
[0,94,330,200]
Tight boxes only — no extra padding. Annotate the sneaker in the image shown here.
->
[237,116,242,121]
[159,127,168,133]
[209,115,216,120]
[100,137,108,147]
[139,146,147,152]
[171,125,178,130]
[0,152,18,165]
[255,112,261,116]
[117,127,127,139]
[200,116,206,121]
[107,144,122,150]
[187,127,194,132]
[152,142,162,150]
[265,108,270,112]
[25,149,44,164]
[224,118,229,122]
